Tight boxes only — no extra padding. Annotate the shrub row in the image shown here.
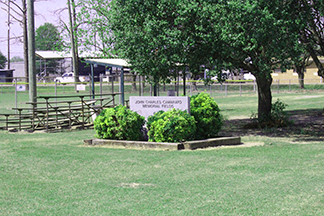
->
[94,92,223,142]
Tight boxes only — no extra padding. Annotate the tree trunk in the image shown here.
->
[183,70,186,96]
[304,37,324,78]
[153,78,158,96]
[72,0,79,80]
[297,71,305,89]
[256,74,272,122]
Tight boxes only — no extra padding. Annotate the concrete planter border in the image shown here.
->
[84,136,241,151]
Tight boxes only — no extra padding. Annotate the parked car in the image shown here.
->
[243,72,256,80]
[211,73,228,81]
[54,72,89,83]
[102,76,109,82]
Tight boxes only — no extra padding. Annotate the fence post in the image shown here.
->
[142,76,145,96]
[100,73,103,97]
[45,98,49,132]
[80,96,85,129]
[289,80,291,92]
[277,80,279,94]
[55,80,57,106]
[15,78,17,114]
[139,75,141,96]
[239,82,242,96]
[210,84,212,97]
[225,83,227,97]
[111,75,114,94]
[89,78,92,98]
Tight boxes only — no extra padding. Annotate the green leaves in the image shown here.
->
[190,92,223,140]
[147,109,196,143]
[35,23,63,51]
[94,105,145,141]
[0,51,7,69]
[80,0,305,120]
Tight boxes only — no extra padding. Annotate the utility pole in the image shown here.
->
[22,0,29,90]
[27,0,36,103]
[7,0,10,69]
[68,0,79,90]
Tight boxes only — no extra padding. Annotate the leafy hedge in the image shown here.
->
[147,109,196,143]
[94,93,222,142]
[94,105,145,141]
[190,92,223,139]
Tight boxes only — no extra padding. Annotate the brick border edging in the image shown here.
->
[84,137,241,151]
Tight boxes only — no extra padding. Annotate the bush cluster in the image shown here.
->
[147,109,196,143]
[94,105,145,141]
[190,92,223,139]
[94,93,223,142]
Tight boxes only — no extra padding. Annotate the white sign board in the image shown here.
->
[76,84,86,91]
[16,85,26,91]
[129,96,190,119]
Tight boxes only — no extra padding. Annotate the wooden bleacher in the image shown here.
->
[0,93,121,132]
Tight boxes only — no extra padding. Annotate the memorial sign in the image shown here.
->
[129,96,190,119]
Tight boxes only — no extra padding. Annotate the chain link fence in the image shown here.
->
[1,75,324,113]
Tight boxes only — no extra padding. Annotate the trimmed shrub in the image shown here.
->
[94,105,145,141]
[147,109,196,143]
[190,92,222,139]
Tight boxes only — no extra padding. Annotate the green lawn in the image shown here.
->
[1,130,324,215]
[0,87,324,215]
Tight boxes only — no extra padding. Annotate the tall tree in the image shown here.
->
[0,0,28,87]
[80,0,302,120]
[207,1,302,121]
[54,0,82,84]
[35,23,63,51]
[109,0,212,95]
[77,0,113,56]
[297,0,324,79]
[0,51,7,69]
[35,23,63,76]
[294,53,311,89]
[10,56,24,62]
[109,0,302,120]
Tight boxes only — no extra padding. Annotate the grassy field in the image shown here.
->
[0,88,324,215]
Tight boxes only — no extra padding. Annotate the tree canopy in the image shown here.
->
[0,51,7,69]
[35,22,63,51]
[295,0,324,79]
[10,56,24,62]
[35,23,63,75]
[79,0,304,121]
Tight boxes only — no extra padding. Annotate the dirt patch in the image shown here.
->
[119,183,155,188]
[301,95,324,98]
[219,108,324,143]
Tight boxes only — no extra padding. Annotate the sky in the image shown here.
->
[0,0,68,59]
